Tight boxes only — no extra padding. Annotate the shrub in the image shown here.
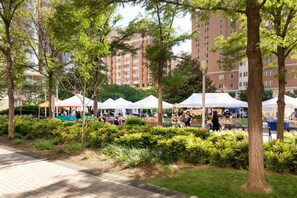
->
[183,127,211,139]
[33,138,59,150]
[14,138,23,145]
[0,115,8,135]
[156,135,191,163]
[103,144,156,167]
[65,142,82,152]
[114,133,153,148]
[124,116,145,126]
[186,138,215,164]
[32,118,63,138]
[13,133,22,139]
[54,123,81,143]
[264,140,297,174]
[88,123,120,147]
[14,115,36,136]
[0,105,40,115]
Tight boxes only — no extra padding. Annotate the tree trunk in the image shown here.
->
[6,41,15,138]
[158,79,163,126]
[81,82,86,150]
[276,47,286,140]
[92,65,99,118]
[243,0,269,192]
[48,71,53,118]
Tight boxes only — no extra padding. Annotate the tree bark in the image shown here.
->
[158,79,163,126]
[6,30,15,137]
[243,0,269,192]
[92,65,99,118]
[48,71,53,118]
[276,47,286,140]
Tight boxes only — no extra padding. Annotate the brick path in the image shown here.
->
[0,146,194,198]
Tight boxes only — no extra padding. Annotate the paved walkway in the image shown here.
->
[0,146,194,198]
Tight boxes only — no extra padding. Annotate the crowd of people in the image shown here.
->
[170,111,192,128]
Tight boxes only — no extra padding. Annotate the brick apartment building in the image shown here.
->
[192,13,297,97]
[107,34,154,89]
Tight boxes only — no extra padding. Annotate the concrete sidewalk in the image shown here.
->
[0,146,194,198]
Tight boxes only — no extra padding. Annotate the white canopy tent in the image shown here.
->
[114,97,133,108]
[100,98,116,109]
[129,95,173,109]
[56,94,94,107]
[177,93,248,108]
[262,95,297,119]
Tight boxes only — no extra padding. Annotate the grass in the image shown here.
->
[144,167,297,198]
[33,137,60,150]
[234,118,248,125]
[65,142,82,151]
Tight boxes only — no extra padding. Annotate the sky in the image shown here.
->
[117,4,192,54]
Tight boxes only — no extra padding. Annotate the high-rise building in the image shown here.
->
[192,13,297,96]
[107,34,154,89]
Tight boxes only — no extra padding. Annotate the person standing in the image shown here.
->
[212,110,220,131]
[171,112,179,127]
[185,111,191,127]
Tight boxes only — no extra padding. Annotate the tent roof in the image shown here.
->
[129,95,173,109]
[114,97,132,109]
[177,93,247,108]
[262,95,297,118]
[56,94,94,107]
[262,95,297,108]
[38,97,62,108]
[100,98,116,109]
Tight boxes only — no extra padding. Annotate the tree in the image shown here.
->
[0,0,27,137]
[51,0,138,119]
[261,0,297,140]
[99,84,157,102]
[186,0,269,192]
[21,0,68,118]
[211,0,297,140]
[134,0,190,126]
[286,89,297,98]
[163,54,216,104]
[238,89,273,102]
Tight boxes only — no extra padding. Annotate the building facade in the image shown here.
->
[192,13,297,96]
[107,34,155,89]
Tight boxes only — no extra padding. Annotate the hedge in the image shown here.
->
[0,115,296,174]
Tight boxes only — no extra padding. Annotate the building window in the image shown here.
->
[133,77,139,81]
[133,70,138,74]
[124,64,129,68]
[239,73,242,77]
[239,82,242,87]
[243,82,248,87]
[218,84,224,88]
[229,83,236,88]
[133,62,139,67]
[230,74,234,79]
[124,71,129,75]
[243,72,248,77]
[218,75,224,80]
[264,70,272,76]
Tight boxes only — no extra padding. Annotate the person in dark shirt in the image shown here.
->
[212,110,220,131]
[185,111,191,127]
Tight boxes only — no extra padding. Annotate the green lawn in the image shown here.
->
[234,118,248,125]
[144,167,297,198]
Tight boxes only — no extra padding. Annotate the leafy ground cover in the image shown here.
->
[144,167,297,198]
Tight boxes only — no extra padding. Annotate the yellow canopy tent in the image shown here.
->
[38,98,61,118]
